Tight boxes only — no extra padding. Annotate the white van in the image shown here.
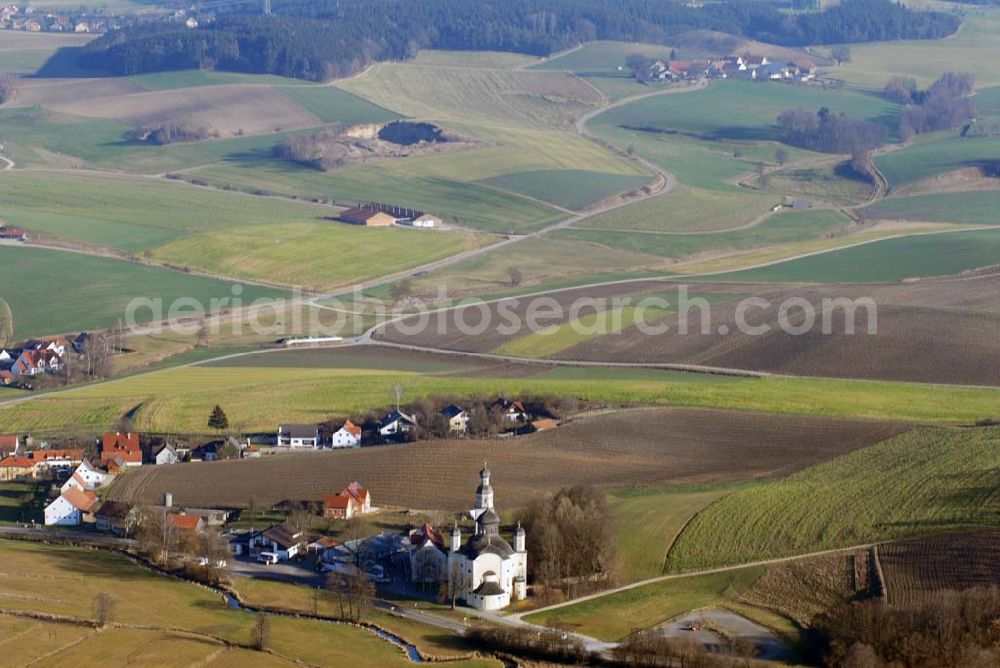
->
[257,551,278,565]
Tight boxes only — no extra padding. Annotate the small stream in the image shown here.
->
[224,593,425,662]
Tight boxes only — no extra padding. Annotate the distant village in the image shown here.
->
[635,53,818,84]
[0,3,212,33]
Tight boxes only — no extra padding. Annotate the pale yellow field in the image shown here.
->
[152,222,493,292]
[577,184,780,233]
[412,49,539,69]
[46,85,324,137]
[339,63,602,129]
[830,9,1000,88]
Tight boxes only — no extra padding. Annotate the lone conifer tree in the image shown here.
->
[208,405,229,433]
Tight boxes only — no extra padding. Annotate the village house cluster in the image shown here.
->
[3,424,531,610]
[0,336,74,385]
[0,4,212,34]
[644,54,817,83]
[277,396,558,450]
[0,3,118,33]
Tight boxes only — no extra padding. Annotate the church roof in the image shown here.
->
[461,532,514,559]
[479,508,500,526]
[473,580,506,596]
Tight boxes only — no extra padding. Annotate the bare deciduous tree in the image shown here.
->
[507,266,523,288]
[251,614,271,651]
[326,568,375,622]
[94,592,115,627]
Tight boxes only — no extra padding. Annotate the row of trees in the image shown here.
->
[79,0,960,81]
[886,72,977,141]
[777,106,887,155]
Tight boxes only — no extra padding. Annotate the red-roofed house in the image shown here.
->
[0,226,26,241]
[340,207,398,227]
[166,513,205,533]
[44,487,96,526]
[493,398,528,423]
[0,456,35,481]
[29,449,84,474]
[323,481,372,519]
[408,522,447,583]
[330,420,362,448]
[0,434,20,456]
[101,432,142,467]
[10,349,62,377]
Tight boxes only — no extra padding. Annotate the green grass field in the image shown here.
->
[130,70,311,90]
[4,356,1000,433]
[277,85,402,124]
[762,161,874,206]
[480,169,652,210]
[577,74,650,102]
[704,227,1000,283]
[667,426,1000,570]
[191,160,567,233]
[0,539,493,667]
[555,209,853,259]
[575,184,779,233]
[834,8,1000,88]
[0,31,92,75]
[0,481,46,524]
[610,483,749,582]
[595,81,899,142]
[975,85,1000,116]
[876,133,1000,189]
[524,566,766,641]
[0,246,285,338]
[0,106,302,174]
[0,171,342,252]
[864,191,1000,225]
[532,41,673,73]
[152,223,491,292]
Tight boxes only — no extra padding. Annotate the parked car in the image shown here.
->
[257,551,278,565]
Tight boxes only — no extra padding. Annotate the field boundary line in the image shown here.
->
[507,541,885,622]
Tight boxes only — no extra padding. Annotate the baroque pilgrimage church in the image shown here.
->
[409,465,528,610]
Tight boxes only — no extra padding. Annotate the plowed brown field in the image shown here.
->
[880,531,1000,607]
[378,273,1000,386]
[107,407,905,511]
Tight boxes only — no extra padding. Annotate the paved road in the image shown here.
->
[660,608,789,661]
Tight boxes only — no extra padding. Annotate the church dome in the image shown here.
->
[461,533,515,559]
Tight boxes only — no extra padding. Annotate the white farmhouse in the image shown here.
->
[60,460,108,494]
[154,444,180,465]
[378,410,416,438]
[44,487,96,526]
[277,424,320,448]
[330,420,362,448]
